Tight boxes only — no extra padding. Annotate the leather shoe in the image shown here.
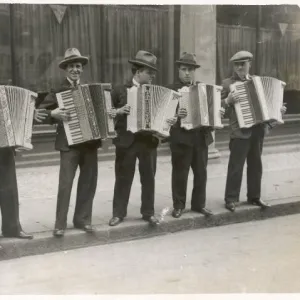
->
[172,209,183,218]
[3,231,33,239]
[109,217,123,226]
[197,208,214,217]
[82,225,95,233]
[248,199,271,208]
[53,229,64,237]
[142,216,160,226]
[225,202,235,212]
[74,224,95,233]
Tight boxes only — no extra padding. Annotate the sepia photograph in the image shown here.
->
[0,1,299,296]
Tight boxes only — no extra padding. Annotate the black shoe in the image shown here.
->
[225,202,235,212]
[172,209,183,218]
[248,199,271,209]
[53,229,64,237]
[83,225,95,233]
[192,208,214,217]
[3,231,33,239]
[142,216,160,226]
[74,224,95,233]
[109,217,123,227]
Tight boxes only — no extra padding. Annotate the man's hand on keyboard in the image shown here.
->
[51,108,71,121]
[178,108,187,119]
[226,91,239,105]
[166,116,178,126]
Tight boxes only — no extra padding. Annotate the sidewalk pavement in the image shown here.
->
[1,149,300,260]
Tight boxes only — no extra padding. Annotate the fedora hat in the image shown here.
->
[230,51,253,63]
[175,52,200,68]
[128,50,158,71]
[59,48,89,69]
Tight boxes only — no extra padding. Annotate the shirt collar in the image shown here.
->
[67,77,80,87]
[179,79,194,87]
[233,73,251,81]
[132,78,140,87]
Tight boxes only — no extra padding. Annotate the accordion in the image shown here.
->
[0,85,37,150]
[126,84,181,139]
[56,83,115,146]
[178,83,224,130]
[230,76,286,129]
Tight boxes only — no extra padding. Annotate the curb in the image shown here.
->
[1,196,300,261]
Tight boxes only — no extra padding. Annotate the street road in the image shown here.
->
[1,215,300,294]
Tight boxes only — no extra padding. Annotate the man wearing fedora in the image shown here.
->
[44,48,101,237]
[166,52,221,219]
[221,50,286,212]
[108,50,160,227]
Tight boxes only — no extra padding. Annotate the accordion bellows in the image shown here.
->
[0,85,36,150]
[56,83,116,146]
[127,84,181,138]
[230,76,286,128]
[178,83,224,130]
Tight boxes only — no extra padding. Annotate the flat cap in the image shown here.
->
[230,51,253,63]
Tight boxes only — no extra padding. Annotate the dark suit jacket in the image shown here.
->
[221,74,271,139]
[166,80,214,147]
[43,78,102,152]
[111,80,159,149]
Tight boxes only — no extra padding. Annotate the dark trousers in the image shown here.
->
[55,147,98,230]
[112,140,157,218]
[0,148,22,236]
[224,127,264,203]
[171,141,208,210]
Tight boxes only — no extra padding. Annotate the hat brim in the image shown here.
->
[175,60,200,68]
[230,58,252,63]
[59,56,89,69]
[128,59,158,71]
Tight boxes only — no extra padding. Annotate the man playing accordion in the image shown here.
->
[221,51,287,212]
[44,48,101,237]
[0,108,47,240]
[166,53,224,219]
[108,50,160,227]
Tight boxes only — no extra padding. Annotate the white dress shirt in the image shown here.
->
[67,77,80,87]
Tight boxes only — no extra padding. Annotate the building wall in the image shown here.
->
[180,5,220,157]
[1,4,178,92]
[180,5,216,85]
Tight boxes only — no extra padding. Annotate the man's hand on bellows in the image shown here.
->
[34,109,48,123]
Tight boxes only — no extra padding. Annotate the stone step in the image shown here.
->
[15,136,300,168]
[14,114,300,168]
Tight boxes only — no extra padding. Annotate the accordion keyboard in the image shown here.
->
[234,84,255,126]
[60,90,83,144]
